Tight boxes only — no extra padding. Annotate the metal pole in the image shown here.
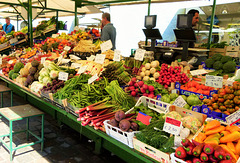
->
[145,0,151,46]
[75,1,78,27]
[28,0,33,47]
[17,15,19,31]
[56,11,59,32]
[207,0,217,50]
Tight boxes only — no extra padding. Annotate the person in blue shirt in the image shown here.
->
[101,13,116,50]
[3,17,15,34]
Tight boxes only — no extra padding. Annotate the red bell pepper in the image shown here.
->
[184,146,193,155]
[192,139,201,146]
[200,152,208,162]
[209,154,218,163]
[224,152,232,161]
[181,138,193,147]
[185,160,192,163]
[193,143,204,157]
[203,144,214,155]
[175,147,187,159]
[219,160,232,163]
[214,146,225,160]
[192,157,201,163]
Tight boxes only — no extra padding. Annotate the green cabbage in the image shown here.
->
[187,94,201,106]
[161,95,171,103]
[170,93,179,101]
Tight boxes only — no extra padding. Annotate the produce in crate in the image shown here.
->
[8,62,24,80]
[156,63,189,89]
[203,82,240,115]
[137,60,160,81]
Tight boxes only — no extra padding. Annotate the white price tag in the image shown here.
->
[71,63,81,69]
[226,80,234,86]
[134,49,146,61]
[165,53,172,56]
[205,75,223,88]
[77,65,88,74]
[10,38,18,44]
[88,74,99,84]
[58,72,69,81]
[41,57,46,64]
[0,58,2,65]
[226,110,240,125]
[163,117,182,135]
[190,69,208,76]
[100,40,112,52]
[95,54,106,64]
[113,50,121,62]
[172,96,187,108]
[64,46,71,51]
[58,55,63,62]
[87,55,95,61]
[52,34,59,38]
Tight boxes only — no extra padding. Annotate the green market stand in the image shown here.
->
[0,75,158,163]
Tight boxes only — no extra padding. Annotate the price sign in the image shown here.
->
[77,65,88,74]
[134,49,146,61]
[95,54,106,64]
[205,75,223,88]
[58,72,69,81]
[71,63,81,69]
[87,55,95,61]
[172,96,187,108]
[41,57,46,64]
[100,40,112,52]
[136,112,152,125]
[64,46,71,51]
[0,58,2,65]
[165,53,172,56]
[88,74,99,84]
[113,50,121,62]
[190,69,208,76]
[226,110,240,125]
[163,117,182,135]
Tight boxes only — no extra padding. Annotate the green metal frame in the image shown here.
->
[207,0,217,51]
[0,111,44,161]
[0,90,13,108]
[0,76,158,163]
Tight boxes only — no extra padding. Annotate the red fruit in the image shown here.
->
[138,81,144,87]
[142,84,148,90]
[200,152,208,161]
[175,147,187,159]
[131,77,137,83]
[135,88,139,93]
[203,144,214,155]
[131,91,137,96]
[148,85,154,92]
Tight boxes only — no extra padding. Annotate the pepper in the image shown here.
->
[224,152,232,161]
[219,160,232,163]
[204,133,221,141]
[181,138,193,147]
[214,146,225,160]
[219,144,238,162]
[226,125,240,133]
[193,143,204,157]
[204,137,220,146]
[204,120,221,131]
[195,132,206,143]
[209,155,218,163]
[220,131,240,143]
[175,147,187,159]
[192,157,201,163]
[185,160,192,163]
[192,139,201,147]
[220,130,230,137]
[200,152,208,161]
[203,144,215,155]
[227,142,236,154]
[184,146,193,155]
[236,139,240,155]
[205,126,225,135]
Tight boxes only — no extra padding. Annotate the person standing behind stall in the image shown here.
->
[187,9,199,28]
[101,13,116,50]
[3,17,15,34]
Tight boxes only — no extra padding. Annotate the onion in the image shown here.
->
[143,76,150,81]
[150,68,156,74]
[141,67,146,72]
[153,72,160,79]
[145,63,151,70]
[145,70,150,76]
[151,61,158,68]
[140,72,145,77]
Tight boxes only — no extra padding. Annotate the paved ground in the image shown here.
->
[0,82,125,163]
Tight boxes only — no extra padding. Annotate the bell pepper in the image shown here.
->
[220,131,240,143]
[220,130,230,137]
[195,132,206,143]
[175,147,187,159]
[204,120,221,131]
[192,158,201,163]
[219,160,232,163]
[192,139,201,146]
[204,133,221,141]
[203,144,215,155]
[205,126,225,135]
[227,142,236,154]
[226,125,240,133]
[184,146,193,155]
[185,160,192,163]
[204,137,220,146]
[209,154,218,163]
[219,144,238,162]
[200,152,208,161]
[181,138,193,147]
[236,139,240,155]
[193,143,204,157]
[214,146,225,160]
[224,152,232,161]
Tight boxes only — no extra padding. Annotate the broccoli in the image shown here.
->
[221,56,232,64]
[13,62,24,73]
[8,70,15,79]
[223,61,236,73]
[211,53,223,61]
[213,61,223,70]
[12,73,19,80]
[205,58,215,68]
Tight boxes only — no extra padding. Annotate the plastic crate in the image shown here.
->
[104,96,171,148]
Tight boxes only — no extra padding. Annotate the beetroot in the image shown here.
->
[130,122,139,131]
[148,94,155,99]
[129,86,135,91]
[143,93,148,97]
[129,81,134,86]
[115,110,126,122]
[108,119,119,127]
[119,119,131,132]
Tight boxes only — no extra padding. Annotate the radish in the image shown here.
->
[143,93,148,97]
[129,86,135,91]
[140,88,146,93]
[148,94,155,99]
[129,81,134,86]
[131,77,137,83]
[138,81,144,87]
[135,88,139,93]
[134,83,139,88]
[148,85,154,92]
[142,84,148,90]
[131,91,137,96]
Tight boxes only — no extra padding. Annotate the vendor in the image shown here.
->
[3,17,15,34]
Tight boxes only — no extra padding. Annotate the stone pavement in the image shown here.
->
[0,82,125,163]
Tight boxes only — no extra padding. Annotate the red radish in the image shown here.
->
[129,81,134,86]
[143,93,148,97]
[148,94,155,98]
[142,84,148,90]
[131,91,137,96]
[148,85,154,92]
[138,81,144,87]
[131,77,137,83]
[134,83,139,87]
[140,88,146,93]
[129,86,135,91]
[135,88,139,93]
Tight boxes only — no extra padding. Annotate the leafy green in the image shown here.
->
[144,80,168,95]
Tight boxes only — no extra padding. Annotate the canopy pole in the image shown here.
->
[17,15,19,31]
[145,0,151,46]
[28,0,33,47]
[207,0,217,51]
[56,11,59,33]
[75,1,78,27]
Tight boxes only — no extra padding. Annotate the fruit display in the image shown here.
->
[0,36,8,44]
[136,60,160,82]
[8,62,24,80]
[203,81,240,115]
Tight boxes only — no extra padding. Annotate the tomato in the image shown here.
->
[233,96,240,105]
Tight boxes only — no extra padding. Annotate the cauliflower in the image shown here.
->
[30,81,44,93]
[223,61,236,73]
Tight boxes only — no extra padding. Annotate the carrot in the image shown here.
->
[220,131,240,143]
[226,125,240,133]
[205,126,225,136]
[235,139,240,155]
[219,144,238,163]
[227,142,236,154]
